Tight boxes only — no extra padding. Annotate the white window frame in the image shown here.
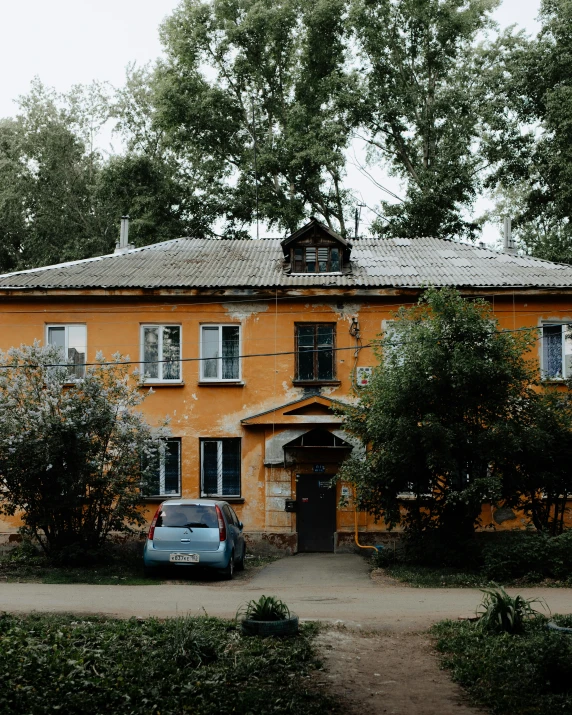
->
[151,438,181,497]
[200,439,241,497]
[541,323,572,380]
[46,324,87,380]
[140,324,182,383]
[199,324,242,382]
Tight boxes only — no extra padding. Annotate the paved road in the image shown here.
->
[1,554,571,630]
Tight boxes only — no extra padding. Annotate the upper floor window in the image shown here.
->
[200,325,240,381]
[542,323,572,380]
[47,324,86,379]
[200,438,241,497]
[292,246,341,273]
[295,324,336,382]
[141,325,181,382]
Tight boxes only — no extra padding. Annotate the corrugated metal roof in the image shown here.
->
[0,236,572,290]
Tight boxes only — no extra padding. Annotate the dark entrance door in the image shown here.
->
[296,475,336,552]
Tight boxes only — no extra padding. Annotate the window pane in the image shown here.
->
[222,326,240,379]
[305,247,316,273]
[143,447,161,496]
[297,326,315,380]
[143,327,159,379]
[67,326,86,378]
[47,326,65,350]
[202,326,220,379]
[162,327,181,380]
[163,440,180,494]
[202,441,219,494]
[222,440,240,496]
[317,326,334,380]
[543,325,563,378]
[330,247,340,272]
[317,247,328,273]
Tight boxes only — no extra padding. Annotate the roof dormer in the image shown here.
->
[281,218,352,275]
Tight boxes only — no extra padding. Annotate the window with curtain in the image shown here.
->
[141,325,181,381]
[200,439,241,496]
[200,325,240,381]
[144,439,181,496]
[47,324,87,379]
[542,324,572,379]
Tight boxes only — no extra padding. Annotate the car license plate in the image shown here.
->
[169,553,199,564]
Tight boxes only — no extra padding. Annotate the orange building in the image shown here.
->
[1,218,572,551]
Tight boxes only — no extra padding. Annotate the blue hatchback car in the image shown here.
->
[143,499,246,579]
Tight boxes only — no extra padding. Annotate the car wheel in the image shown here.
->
[235,545,246,572]
[221,551,235,580]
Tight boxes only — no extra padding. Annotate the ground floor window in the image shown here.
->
[200,438,241,497]
[145,439,181,496]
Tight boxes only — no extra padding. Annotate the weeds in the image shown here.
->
[432,615,572,714]
[0,613,336,715]
[477,587,547,634]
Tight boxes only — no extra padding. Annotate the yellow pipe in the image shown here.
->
[354,490,378,551]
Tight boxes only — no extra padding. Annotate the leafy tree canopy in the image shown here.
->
[153,0,356,236]
[338,287,543,541]
[349,0,500,240]
[0,343,168,558]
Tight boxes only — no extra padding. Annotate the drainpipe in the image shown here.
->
[353,488,380,552]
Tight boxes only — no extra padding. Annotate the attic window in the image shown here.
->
[293,246,341,273]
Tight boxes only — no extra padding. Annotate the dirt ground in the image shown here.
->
[315,628,485,715]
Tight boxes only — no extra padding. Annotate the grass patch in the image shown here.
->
[432,615,572,715]
[384,564,491,588]
[0,543,280,585]
[0,613,337,715]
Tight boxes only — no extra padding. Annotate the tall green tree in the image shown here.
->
[154,0,355,236]
[485,0,572,262]
[349,0,499,240]
[338,287,539,542]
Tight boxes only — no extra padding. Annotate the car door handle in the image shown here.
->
[180,539,191,543]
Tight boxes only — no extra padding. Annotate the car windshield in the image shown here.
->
[156,504,218,528]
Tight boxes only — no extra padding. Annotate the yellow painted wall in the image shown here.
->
[0,290,570,538]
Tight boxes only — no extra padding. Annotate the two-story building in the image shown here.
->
[1,218,572,551]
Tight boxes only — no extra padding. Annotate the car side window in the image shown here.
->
[229,507,240,526]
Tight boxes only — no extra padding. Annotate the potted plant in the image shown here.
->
[237,595,299,637]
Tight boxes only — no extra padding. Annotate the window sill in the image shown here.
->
[202,496,245,504]
[292,380,341,387]
[198,381,244,387]
[139,381,185,388]
[142,495,181,502]
[541,378,568,385]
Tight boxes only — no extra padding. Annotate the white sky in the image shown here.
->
[0,0,542,242]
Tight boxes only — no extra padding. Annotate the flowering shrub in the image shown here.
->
[0,342,168,559]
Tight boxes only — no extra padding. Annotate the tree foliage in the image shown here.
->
[338,287,549,540]
[485,0,572,262]
[349,0,499,240]
[153,0,355,236]
[0,343,167,557]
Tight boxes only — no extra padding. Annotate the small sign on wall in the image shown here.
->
[356,366,373,387]
[313,464,325,473]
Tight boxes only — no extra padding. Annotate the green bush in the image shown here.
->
[432,616,572,714]
[482,531,572,582]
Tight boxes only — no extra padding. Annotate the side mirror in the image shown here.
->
[238,521,244,530]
